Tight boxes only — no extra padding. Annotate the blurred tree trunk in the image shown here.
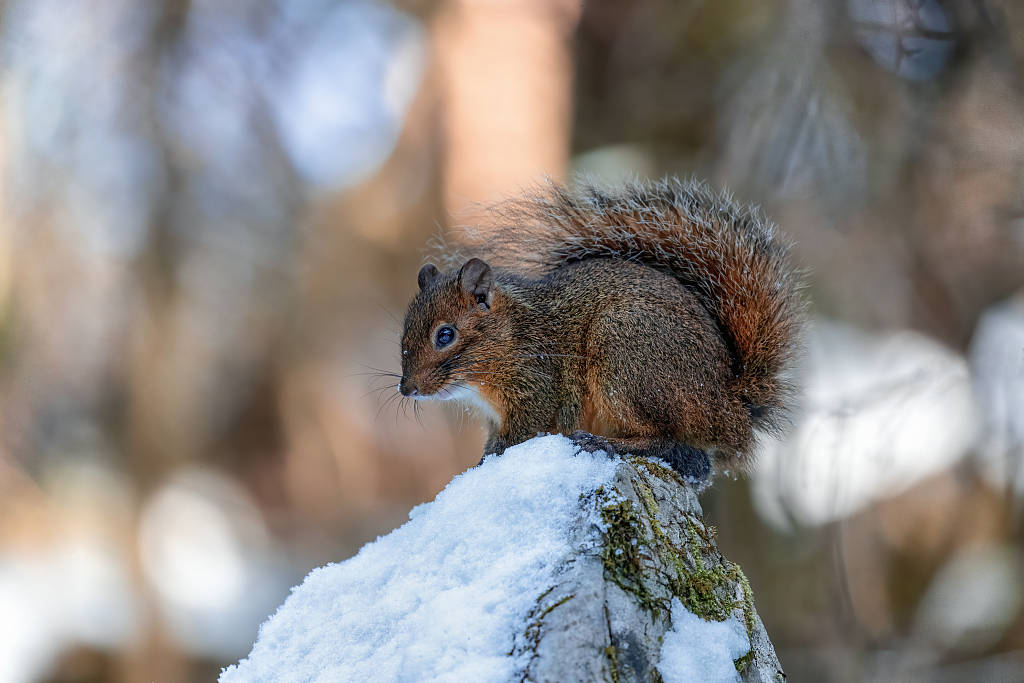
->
[433,0,580,221]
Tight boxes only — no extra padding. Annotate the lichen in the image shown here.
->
[679,564,737,622]
[733,648,756,674]
[733,564,757,634]
[520,587,574,645]
[634,476,660,518]
[601,603,622,683]
[685,515,717,549]
[595,461,766,678]
[604,645,620,683]
[599,496,663,614]
[515,586,577,679]
[541,593,575,619]
[628,455,689,489]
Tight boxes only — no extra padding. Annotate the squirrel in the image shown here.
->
[398,178,804,481]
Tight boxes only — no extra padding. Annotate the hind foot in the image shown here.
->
[655,443,712,483]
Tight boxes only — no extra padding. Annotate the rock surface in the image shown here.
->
[518,455,785,683]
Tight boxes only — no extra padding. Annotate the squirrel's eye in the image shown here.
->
[435,325,456,348]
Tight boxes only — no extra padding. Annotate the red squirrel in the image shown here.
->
[398,178,804,482]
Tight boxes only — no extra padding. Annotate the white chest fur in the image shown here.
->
[423,383,501,425]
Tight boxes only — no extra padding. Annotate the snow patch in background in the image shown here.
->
[752,319,978,528]
[139,467,285,658]
[969,295,1024,496]
[658,597,750,683]
[220,435,619,683]
[914,544,1023,653]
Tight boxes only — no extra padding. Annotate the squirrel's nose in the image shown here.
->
[399,378,419,397]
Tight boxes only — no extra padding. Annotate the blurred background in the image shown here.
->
[0,0,1023,681]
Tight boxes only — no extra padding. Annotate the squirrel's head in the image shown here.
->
[399,258,493,399]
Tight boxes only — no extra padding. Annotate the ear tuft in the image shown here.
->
[459,258,493,308]
[417,264,440,291]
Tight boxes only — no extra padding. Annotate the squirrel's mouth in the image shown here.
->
[401,368,485,404]
[399,374,446,399]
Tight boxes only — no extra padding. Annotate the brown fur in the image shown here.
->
[400,178,804,479]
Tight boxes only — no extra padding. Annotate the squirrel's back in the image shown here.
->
[450,178,805,434]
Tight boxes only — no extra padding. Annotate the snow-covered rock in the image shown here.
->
[222,435,783,683]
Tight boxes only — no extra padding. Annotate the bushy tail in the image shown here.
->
[452,177,805,432]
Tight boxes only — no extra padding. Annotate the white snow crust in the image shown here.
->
[220,434,618,683]
[658,597,751,683]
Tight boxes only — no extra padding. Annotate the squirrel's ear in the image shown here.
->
[459,258,493,308]
[417,264,440,291]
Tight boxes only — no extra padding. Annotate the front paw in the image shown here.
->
[476,450,501,467]
[569,430,616,455]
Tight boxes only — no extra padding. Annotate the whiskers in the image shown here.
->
[350,364,421,428]
[351,363,402,382]
[352,364,402,398]
[373,389,427,429]
[357,346,568,429]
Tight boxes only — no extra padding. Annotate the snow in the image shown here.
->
[220,434,618,683]
[658,598,751,683]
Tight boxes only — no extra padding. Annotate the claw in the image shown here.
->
[569,430,616,455]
